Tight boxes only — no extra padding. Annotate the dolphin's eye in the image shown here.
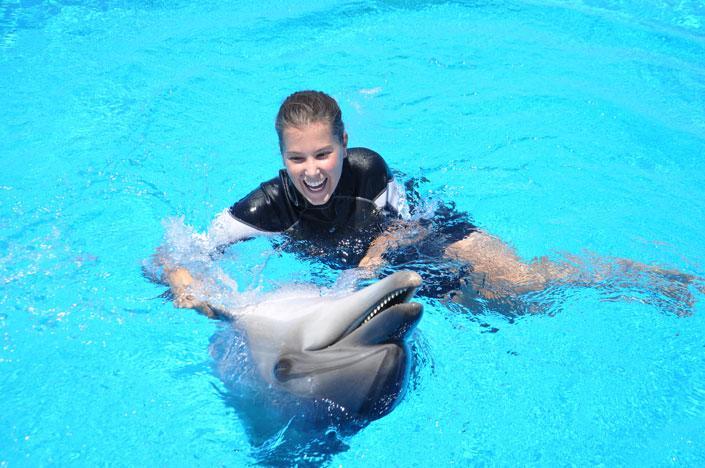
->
[274,358,292,381]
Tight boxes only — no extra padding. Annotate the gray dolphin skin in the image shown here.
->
[212,270,423,424]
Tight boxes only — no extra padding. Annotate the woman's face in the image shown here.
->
[281,121,347,206]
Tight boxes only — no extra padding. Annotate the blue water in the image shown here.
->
[2,0,705,465]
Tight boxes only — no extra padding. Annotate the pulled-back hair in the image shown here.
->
[275,90,345,150]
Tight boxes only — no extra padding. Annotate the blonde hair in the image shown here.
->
[275,90,345,151]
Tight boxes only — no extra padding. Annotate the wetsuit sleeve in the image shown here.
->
[204,208,274,252]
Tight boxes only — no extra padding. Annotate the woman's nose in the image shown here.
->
[304,158,319,175]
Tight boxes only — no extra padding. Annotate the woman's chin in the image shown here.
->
[299,180,331,205]
[303,192,331,205]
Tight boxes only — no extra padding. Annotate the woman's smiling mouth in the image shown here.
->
[303,177,327,192]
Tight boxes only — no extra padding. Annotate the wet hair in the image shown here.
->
[275,90,345,151]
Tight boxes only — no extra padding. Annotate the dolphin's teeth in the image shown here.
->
[358,287,415,329]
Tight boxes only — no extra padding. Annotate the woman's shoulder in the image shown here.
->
[346,147,392,180]
[228,174,297,232]
[347,147,386,166]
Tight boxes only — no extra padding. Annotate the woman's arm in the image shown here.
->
[358,220,430,270]
[165,267,218,317]
[153,209,268,316]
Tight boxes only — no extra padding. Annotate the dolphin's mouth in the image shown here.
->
[340,273,422,340]
[299,271,423,351]
[360,286,417,326]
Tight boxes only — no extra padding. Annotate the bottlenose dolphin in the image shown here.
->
[210,270,423,427]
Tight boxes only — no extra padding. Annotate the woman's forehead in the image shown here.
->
[282,122,337,152]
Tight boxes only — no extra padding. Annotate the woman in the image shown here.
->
[163,90,702,316]
[165,90,418,314]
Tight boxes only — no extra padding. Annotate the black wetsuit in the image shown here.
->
[226,147,404,267]
[216,147,478,297]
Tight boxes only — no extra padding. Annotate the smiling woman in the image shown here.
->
[156,89,704,318]
[158,90,409,313]
[281,121,346,206]
[277,91,349,207]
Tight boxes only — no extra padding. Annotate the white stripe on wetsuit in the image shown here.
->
[205,208,274,251]
[372,179,411,220]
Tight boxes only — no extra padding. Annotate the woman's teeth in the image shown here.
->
[304,178,326,191]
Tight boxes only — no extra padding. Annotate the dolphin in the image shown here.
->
[209,270,423,429]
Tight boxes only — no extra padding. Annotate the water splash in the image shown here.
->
[143,216,253,312]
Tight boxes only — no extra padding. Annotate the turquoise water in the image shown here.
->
[2,0,705,465]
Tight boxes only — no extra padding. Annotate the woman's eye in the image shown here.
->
[316,152,330,159]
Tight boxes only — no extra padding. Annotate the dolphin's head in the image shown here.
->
[234,271,423,421]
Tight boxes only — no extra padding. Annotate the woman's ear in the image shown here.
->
[342,131,348,155]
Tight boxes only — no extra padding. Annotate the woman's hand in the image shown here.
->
[358,221,429,272]
[167,267,218,318]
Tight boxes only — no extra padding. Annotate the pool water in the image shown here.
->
[2,0,705,465]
